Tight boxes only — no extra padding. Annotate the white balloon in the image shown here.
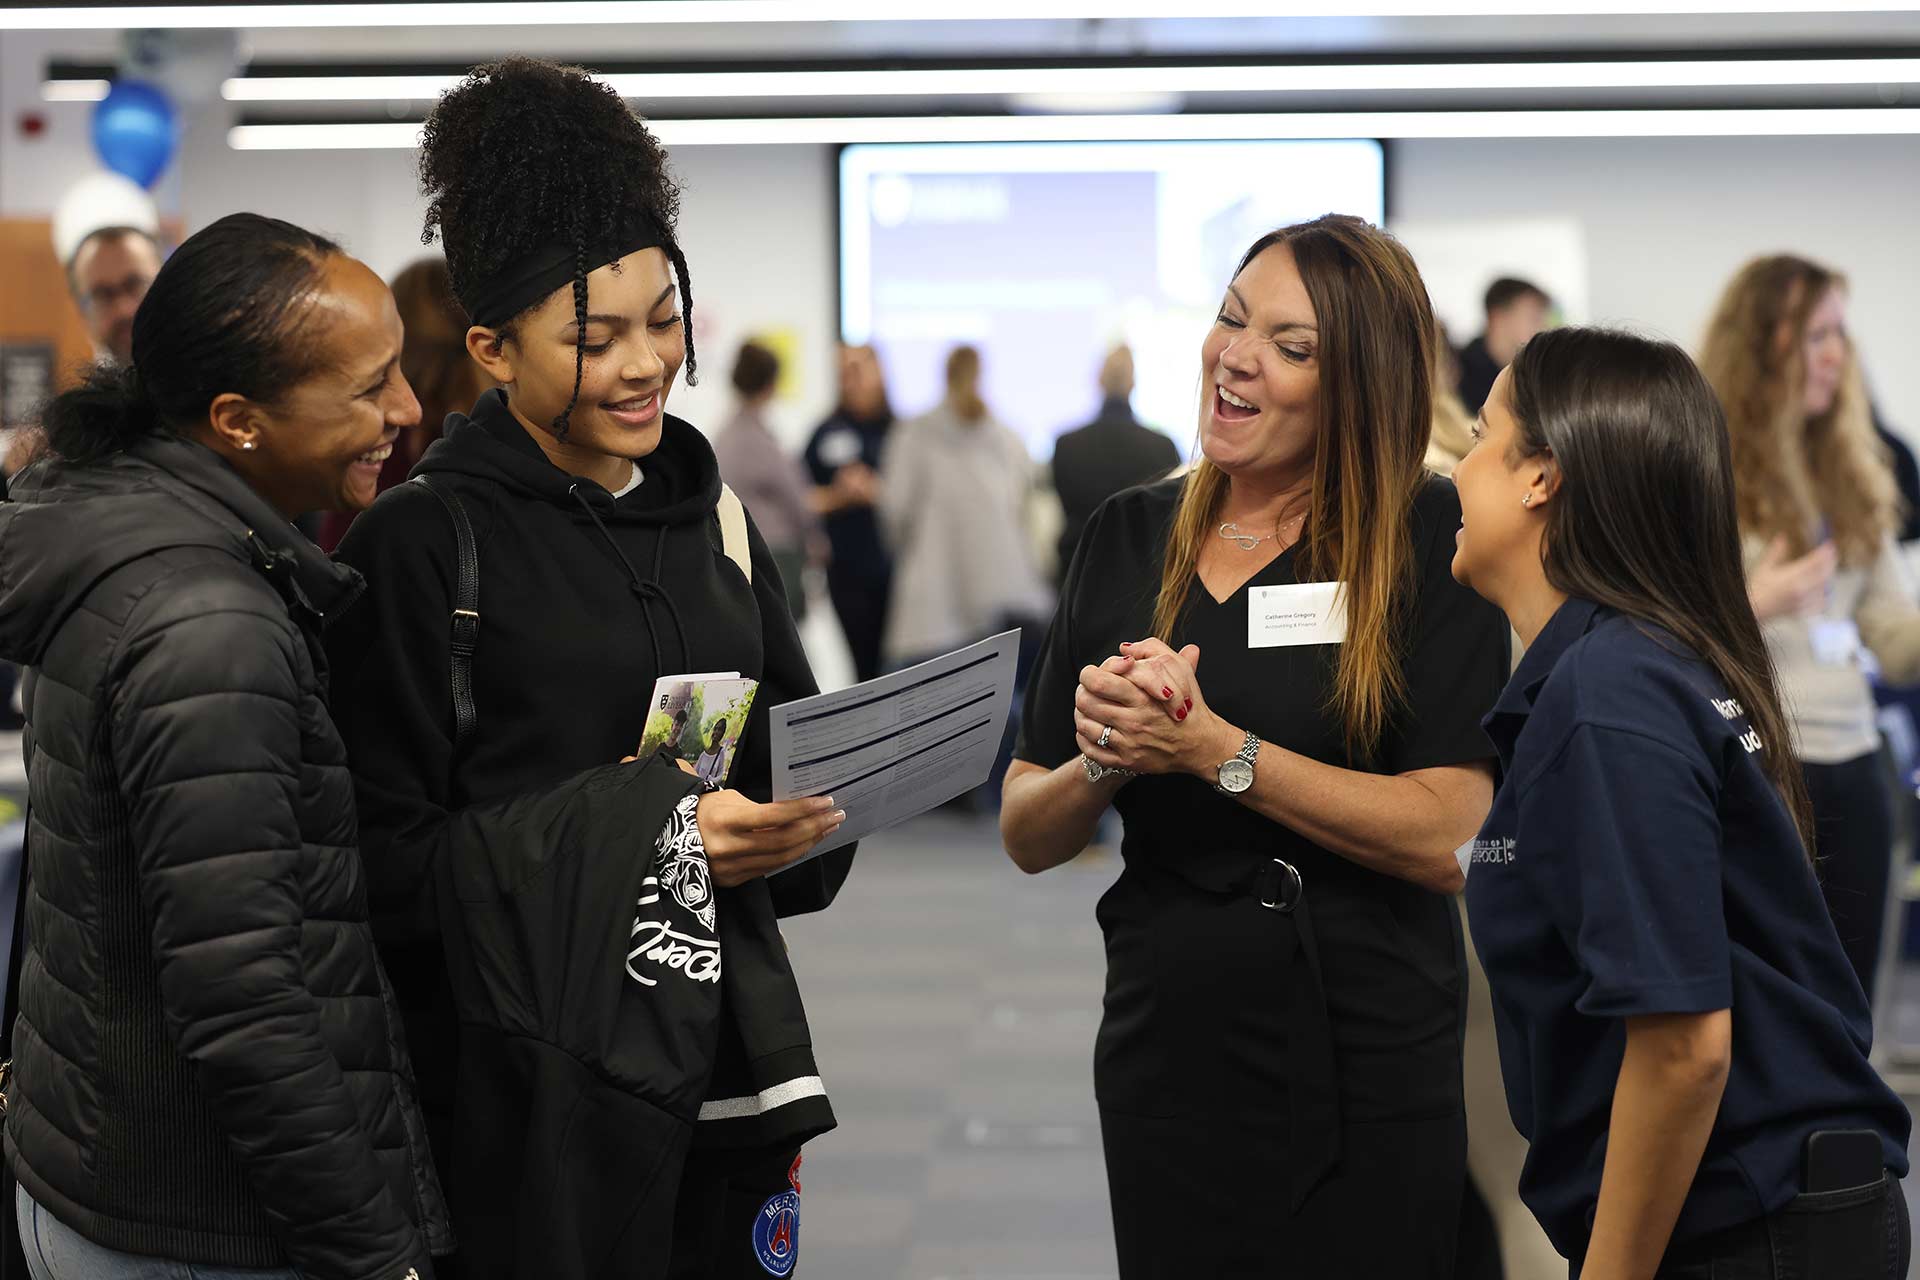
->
[52,170,160,267]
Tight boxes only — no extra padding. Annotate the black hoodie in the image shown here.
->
[327,391,852,1276]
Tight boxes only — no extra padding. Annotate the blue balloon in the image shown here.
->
[91,79,177,189]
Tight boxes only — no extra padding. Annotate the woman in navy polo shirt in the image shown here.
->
[1450,325,1910,1278]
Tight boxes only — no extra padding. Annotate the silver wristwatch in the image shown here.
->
[1082,754,1136,784]
[1214,730,1260,795]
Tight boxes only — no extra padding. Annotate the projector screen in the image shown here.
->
[838,138,1386,461]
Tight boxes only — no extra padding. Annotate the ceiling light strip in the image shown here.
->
[203,59,1920,103]
[39,58,1920,106]
[10,2,1920,31]
[226,108,1920,150]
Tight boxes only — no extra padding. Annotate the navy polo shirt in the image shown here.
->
[1465,597,1909,1261]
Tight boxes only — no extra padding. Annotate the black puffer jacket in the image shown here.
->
[0,436,451,1279]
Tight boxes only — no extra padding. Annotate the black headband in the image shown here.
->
[461,213,667,329]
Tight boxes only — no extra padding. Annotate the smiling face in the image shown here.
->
[471,247,685,460]
[226,253,420,516]
[1799,285,1849,419]
[1198,243,1322,482]
[1450,366,1543,598]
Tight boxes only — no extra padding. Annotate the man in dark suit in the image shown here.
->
[1049,345,1182,582]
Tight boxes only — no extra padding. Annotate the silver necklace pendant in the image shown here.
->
[1218,521,1271,551]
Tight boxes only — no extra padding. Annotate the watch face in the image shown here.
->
[1218,758,1255,793]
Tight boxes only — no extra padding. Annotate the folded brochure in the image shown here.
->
[639,672,758,788]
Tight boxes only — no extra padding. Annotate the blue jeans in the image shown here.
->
[15,1184,298,1280]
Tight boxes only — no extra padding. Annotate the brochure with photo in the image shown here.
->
[639,672,759,787]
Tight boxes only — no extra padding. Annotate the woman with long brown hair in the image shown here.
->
[1000,215,1509,1273]
[1701,254,1920,1002]
[1451,326,1908,1279]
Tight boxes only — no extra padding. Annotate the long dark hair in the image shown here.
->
[41,213,340,464]
[1508,327,1812,848]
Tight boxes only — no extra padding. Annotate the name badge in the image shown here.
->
[1809,618,1862,668]
[1248,582,1348,648]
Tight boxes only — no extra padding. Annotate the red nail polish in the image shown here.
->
[1162,687,1173,699]
[1184,698,1193,712]
[1175,707,1187,721]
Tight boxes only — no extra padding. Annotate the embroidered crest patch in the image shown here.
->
[752,1189,800,1277]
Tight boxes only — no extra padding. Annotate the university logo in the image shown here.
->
[752,1189,800,1277]
[1469,837,1517,866]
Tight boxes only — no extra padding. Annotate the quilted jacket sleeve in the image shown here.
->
[109,565,430,1280]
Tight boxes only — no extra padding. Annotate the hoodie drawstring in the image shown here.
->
[567,483,690,673]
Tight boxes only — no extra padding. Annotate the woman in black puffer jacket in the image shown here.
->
[0,213,450,1280]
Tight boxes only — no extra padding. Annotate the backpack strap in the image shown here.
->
[410,476,481,753]
[716,483,752,585]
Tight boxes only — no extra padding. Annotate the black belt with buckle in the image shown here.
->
[1255,857,1304,913]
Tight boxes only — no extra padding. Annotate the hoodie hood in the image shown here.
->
[0,435,360,666]
[415,389,721,527]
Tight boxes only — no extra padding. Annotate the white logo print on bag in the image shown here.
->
[627,794,722,987]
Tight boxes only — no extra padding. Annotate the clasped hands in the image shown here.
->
[1074,638,1239,780]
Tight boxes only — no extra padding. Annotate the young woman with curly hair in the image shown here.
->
[326,58,852,1279]
[1701,255,1918,1003]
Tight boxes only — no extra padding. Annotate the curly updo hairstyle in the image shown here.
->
[417,57,697,440]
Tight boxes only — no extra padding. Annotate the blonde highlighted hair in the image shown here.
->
[1153,215,1434,758]
[1698,254,1896,565]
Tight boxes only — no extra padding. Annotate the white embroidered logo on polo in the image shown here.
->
[1469,837,1516,866]
[1710,696,1764,754]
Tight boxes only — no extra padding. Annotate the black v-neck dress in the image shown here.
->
[1015,474,1509,1276]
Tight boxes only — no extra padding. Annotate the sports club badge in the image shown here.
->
[752,1188,800,1277]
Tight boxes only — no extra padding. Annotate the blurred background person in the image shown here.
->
[1049,344,1181,583]
[805,343,895,682]
[64,226,161,367]
[1703,253,1920,1004]
[714,338,818,622]
[1869,394,1920,542]
[881,344,1051,670]
[1457,276,1552,415]
[1426,318,1477,477]
[319,255,491,550]
[51,171,164,368]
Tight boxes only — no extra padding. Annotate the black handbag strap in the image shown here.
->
[410,476,481,752]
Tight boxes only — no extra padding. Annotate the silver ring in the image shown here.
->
[1096,724,1114,749]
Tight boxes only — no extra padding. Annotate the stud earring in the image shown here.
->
[1521,493,1532,507]
[240,441,257,452]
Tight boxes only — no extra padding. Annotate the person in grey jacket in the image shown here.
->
[0,213,448,1280]
[879,345,1051,666]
